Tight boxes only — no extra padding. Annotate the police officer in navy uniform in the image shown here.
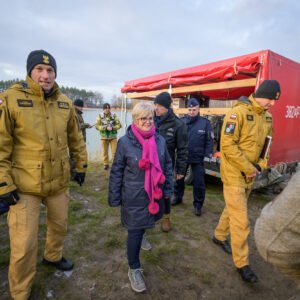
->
[173,98,214,216]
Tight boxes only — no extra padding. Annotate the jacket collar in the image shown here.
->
[25,75,60,99]
[237,94,265,115]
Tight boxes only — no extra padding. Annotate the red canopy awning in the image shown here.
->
[121,50,270,99]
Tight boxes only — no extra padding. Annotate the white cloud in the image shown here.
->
[1,0,300,98]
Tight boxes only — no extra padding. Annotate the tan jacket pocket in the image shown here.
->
[11,160,42,193]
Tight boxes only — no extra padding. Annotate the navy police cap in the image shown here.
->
[187,98,199,107]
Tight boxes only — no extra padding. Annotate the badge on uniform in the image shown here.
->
[0,99,3,105]
[266,116,272,122]
[247,115,254,121]
[230,114,237,120]
[17,99,33,107]
[58,101,69,109]
[224,122,236,135]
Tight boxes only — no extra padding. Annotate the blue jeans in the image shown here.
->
[127,229,145,269]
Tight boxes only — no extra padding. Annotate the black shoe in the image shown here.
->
[104,165,109,170]
[212,236,232,254]
[171,198,182,206]
[194,206,202,216]
[42,257,74,271]
[237,265,258,283]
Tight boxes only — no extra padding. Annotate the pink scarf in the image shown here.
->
[131,123,166,215]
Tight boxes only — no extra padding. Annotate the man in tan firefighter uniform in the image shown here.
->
[95,102,121,170]
[0,50,87,300]
[212,80,281,283]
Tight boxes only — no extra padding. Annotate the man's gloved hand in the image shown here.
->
[0,190,19,206]
[74,172,86,186]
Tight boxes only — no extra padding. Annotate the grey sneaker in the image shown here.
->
[141,236,152,251]
[128,268,146,293]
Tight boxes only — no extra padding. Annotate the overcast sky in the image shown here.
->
[1,0,299,100]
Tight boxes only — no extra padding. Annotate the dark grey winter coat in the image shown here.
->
[108,125,173,230]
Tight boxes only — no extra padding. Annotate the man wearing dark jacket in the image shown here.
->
[174,98,214,216]
[154,92,188,231]
[73,99,92,142]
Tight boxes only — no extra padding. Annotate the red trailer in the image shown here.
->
[121,50,300,189]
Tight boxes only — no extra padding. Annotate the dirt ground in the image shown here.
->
[0,162,299,300]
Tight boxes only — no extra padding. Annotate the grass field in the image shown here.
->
[0,162,299,300]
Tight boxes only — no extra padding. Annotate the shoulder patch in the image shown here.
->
[0,99,3,105]
[224,122,236,135]
[247,115,254,121]
[230,114,237,120]
[17,99,33,107]
[58,101,70,109]
[266,116,272,122]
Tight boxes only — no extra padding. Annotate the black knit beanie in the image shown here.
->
[26,50,57,77]
[103,103,111,109]
[255,80,281,100]
[154,92,172,109]
[74,99,84,107]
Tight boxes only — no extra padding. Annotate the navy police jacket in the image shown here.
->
[181,115,214,163]
[108,125,173,230]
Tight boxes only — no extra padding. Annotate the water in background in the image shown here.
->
[84,109,132,161]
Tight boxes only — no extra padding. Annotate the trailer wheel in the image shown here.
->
[184,165,193,185]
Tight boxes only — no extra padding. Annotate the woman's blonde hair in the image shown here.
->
[132,101,154,123]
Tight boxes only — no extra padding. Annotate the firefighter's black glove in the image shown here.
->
[74,172,86,186]
[0,190,19,206]
[0,202,9,215]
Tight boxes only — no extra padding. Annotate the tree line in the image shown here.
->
[0,79,134,109]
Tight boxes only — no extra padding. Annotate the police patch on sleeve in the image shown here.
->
[58,101,69,109]
[224,122,236,135]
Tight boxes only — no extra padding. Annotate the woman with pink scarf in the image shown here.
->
[109,102,173,293]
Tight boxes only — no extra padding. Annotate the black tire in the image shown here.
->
[184,165,193,185]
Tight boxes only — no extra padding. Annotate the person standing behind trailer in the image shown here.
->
[95,103,122,170]
[173,98,214,216]
[213,80,281,283]
[154,92,188,232]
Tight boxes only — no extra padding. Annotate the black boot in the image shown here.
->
[237,265,258,283]
[171,198,182,206]
[42,257,74,271]
[194,206,202,216]
[212,236,232,254]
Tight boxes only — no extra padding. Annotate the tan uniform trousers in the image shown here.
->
[101,138,117,166]
[8,190,70,300]
[214,185,252,268]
